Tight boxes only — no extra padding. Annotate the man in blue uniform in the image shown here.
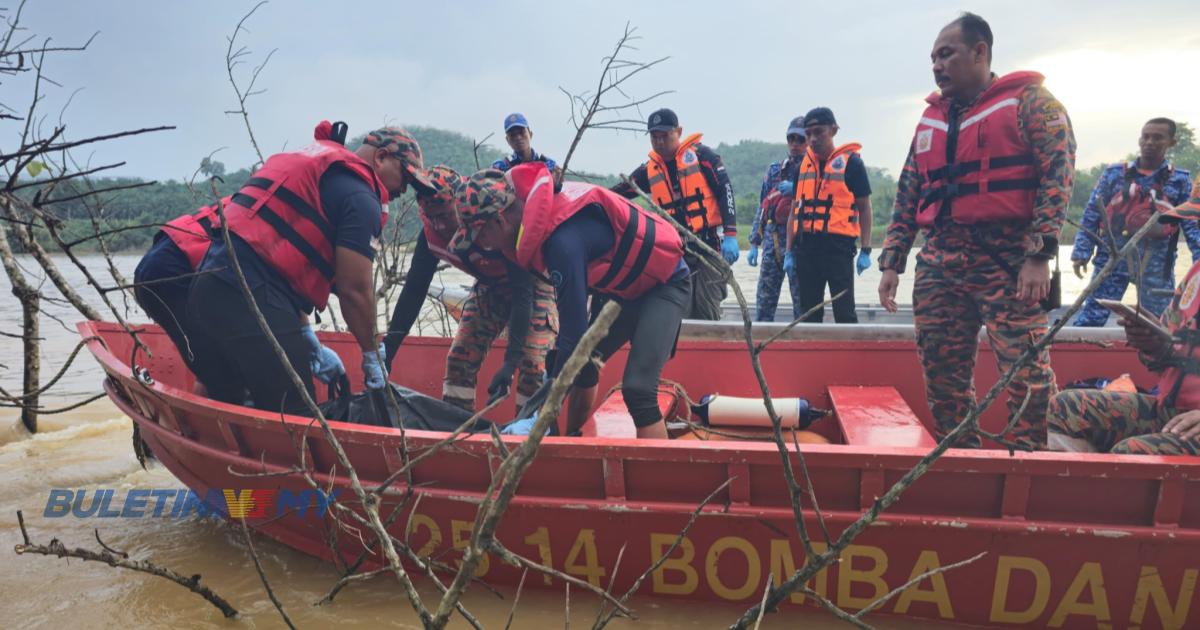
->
[1071,117,1197,325]
[491,113,558,173]
[749,117,805,321]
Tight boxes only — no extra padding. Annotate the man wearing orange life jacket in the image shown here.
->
[878,13,1076,449]
[185,124,431,414]
[783,107,875,323]
[612,108,738,321]
[382,166,558,412]
[1048,198,1200,455]
[453,162,689,439]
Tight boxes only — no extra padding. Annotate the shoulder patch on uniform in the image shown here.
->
[1182,272,1200,312]
[683,150,697,165]
[549,269,564,288]
[916,128,933,154]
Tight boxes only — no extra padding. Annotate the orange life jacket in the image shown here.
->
[792,143,863,238]
[912,71,1042,227]
[222,135,389,310]
[511,163,683,301]
[645,133,721,233]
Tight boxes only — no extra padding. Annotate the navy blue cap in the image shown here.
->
[803,107,837,127]
[503,113,529,132]
[647,108,679,132]
[786,116,807,138]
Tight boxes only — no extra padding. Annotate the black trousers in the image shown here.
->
[579,274,691,427]
[133,235,203,373]
[187,273,314,414]
[795,232,858,323]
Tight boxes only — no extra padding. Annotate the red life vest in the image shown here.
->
[912,71,1042,227]
[1158,261,1200,410]
[420,214,509,283]
[222,140,389,310]
[164,203,221,270]
[510,162,683,301]
[1102,164,1177,240]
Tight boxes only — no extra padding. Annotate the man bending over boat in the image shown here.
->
[452,162,689,438]
[1047,194,1200,455]
[382,166,557,411]
[184,124,431,414]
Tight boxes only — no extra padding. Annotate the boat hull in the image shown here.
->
[80,321,1200,629]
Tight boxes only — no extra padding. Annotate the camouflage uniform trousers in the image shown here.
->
[755,223,801,322]
[683,247,728,321]
[1073,244,1176,326]
[443,279,558,411]
[913,242,1057,449]
[1047,389,1200,455]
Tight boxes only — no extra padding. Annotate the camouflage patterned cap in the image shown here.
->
[418,165,464,206]
[1158,185,1200,223]
[363,127,432,190]
[449,169,515,255]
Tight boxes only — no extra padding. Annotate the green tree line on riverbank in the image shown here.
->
[10,123,1198,254]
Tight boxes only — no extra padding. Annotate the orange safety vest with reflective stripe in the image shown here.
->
[645,133,721,233]
[791,143,863,238]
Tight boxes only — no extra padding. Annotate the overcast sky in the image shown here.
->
[11,0,1200,183]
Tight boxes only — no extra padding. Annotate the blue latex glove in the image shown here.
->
[721,235,740,264]
[361,343,388,390]
[783,249,796,275]
[856,250,872,276]
[501,411,549,436]
[776,180,794,196]
[300,325,345,384]
[747,245,759,267]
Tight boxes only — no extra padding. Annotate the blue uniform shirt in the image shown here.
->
[492,150,557,172]
[1071,160,1197,262]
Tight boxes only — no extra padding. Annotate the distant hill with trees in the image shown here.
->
[14,122,1199,253]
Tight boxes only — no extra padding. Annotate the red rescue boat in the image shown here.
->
[78,320,1200,629]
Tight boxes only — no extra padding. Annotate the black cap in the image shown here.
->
[786,116,807,138]
[803,107,837,127]
[647,108,679,132]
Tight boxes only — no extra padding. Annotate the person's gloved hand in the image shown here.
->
[487,361,517,404]
[361,343,388,390]
[856,250,873,276]
[776,180,794,196]
[747,245,759,267]
[501,411,547,436]
[300,325,346,384]
[783,249,796,275]
[721,235,740,264]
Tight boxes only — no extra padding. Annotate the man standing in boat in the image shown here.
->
[784,107,875,323]
[453,162,689,438]
[1070,118,1197,326]
[491,112,559,175]
[382,166,557,411]
[749,118,806,322]
[185,124,431,414]
[611,108,738,321]
[877,12,1076,449]
[1047,199,1200,455]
